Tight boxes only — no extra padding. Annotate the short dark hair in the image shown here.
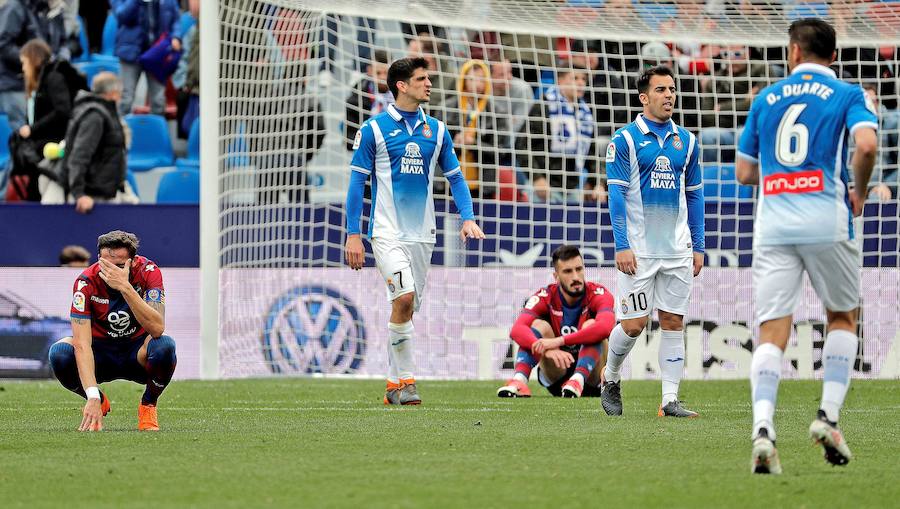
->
[97,230,140,258]
[372,49,389,65]
[59,245,91,265]
[387,57,429,98]
[637,65,675,94]
[551,245,582,267]
[788,18,836,61]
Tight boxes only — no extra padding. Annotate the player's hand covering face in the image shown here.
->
[642,74,676,122]
[98,250,132,292]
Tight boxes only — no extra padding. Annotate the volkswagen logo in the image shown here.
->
[262,286,366,374]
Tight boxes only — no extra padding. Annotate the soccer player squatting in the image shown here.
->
[49,230,176,431]
[497,245,616,399]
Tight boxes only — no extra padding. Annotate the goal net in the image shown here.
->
[213,0,900,380]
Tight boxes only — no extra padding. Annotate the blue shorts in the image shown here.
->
[92,338,148,384]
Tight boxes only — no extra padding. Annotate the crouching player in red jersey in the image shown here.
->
[48,230,176,431]
[497,245,616,398]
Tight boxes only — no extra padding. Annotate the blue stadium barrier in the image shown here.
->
[125,114,175,172]
[703,164,754,200]
[156,169,200,204]
[175,119,200,171]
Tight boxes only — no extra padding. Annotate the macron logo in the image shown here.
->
[764,169,824,195]
[388,129,402,137]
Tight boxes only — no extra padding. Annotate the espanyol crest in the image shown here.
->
[262,286,367,374]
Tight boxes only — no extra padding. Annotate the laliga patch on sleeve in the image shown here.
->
[863,89,877,114]
[525,295,540,310]
[145,288,165,303]
[605,142,616,163]
[73,292,86,312]
[353,129,362,150]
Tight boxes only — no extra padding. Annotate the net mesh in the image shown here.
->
[216,0,900,380]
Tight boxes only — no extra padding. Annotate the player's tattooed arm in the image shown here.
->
[147,300,166,321]
[72,317,89,325]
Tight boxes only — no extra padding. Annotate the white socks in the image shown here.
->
[659,329,685,406]
[820,329,858,423]
[513,372,529,384]
[603,324,638,383]
[388,321,415,381]
[751,342,783,440]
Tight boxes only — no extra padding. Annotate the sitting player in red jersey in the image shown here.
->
[497,245,616,398]
[48,230,176,431]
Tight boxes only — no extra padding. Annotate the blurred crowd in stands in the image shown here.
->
[0,0,199,209]
[1,0,898,209]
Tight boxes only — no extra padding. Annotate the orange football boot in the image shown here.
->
[100,392,111,416]
[138,403,160,431]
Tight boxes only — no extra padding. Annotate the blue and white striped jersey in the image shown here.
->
[738,63,878,246]
[606,114,703,258]
[349,104,461,243]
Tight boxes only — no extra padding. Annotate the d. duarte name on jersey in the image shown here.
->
[650,156,676,189]
[401,142,425,174]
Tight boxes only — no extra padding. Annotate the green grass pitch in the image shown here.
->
[1,378,898,508]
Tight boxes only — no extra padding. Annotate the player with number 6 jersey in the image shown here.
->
[736,18,878,475]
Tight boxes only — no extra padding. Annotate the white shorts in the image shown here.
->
[616,256,693,320]
[753,240,860,324]
[371,238,434,312]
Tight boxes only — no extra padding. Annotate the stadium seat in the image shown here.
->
[156,169,200,204]
[74,59,120,86]
[126,169,140,198]
[125,114,175,172]
[786,2,829,21]
[703,164,754,200]
[73,16,91,63]
[175,119,200,171]
[0,114,11,170]
[634,2,677,30]
[100,13,118,57]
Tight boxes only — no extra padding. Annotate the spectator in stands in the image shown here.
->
[407,33,456,116]
[532,174,563,205]
[568,39,628,138]
[79,0,109,54]
[490,58,533,187]
[27,0,83,61]
[110,0,181,117]
[443,59,503,198]
[699,44,772,162]
[7,38,82,201]
[862,84,898,201]
[318,15,377,85]
[172,0,198,138]
[0,0,41,130]
[59,244,90,266]
[40,72,137,212]
[344,49,392,151]
[517,60,604,204]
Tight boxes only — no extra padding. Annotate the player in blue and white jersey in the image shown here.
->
[600,65,705,418]
[344,57,485,405]
[736,19,878,475]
